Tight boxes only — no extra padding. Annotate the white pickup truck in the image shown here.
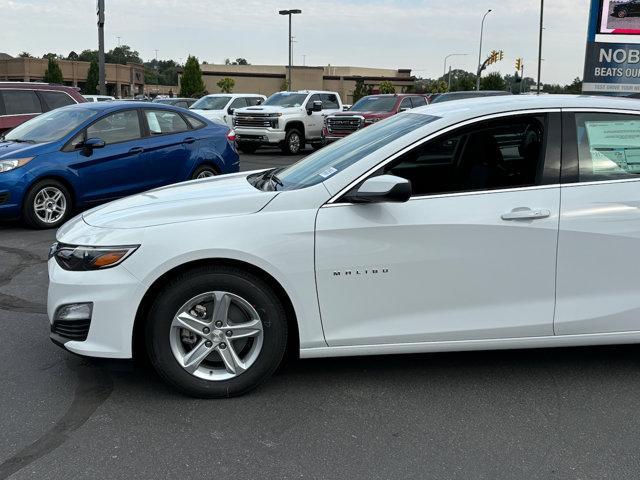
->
[232,90,343,154]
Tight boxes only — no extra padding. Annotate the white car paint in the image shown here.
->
[190,93,266,127]
[83,95,115,102]
[48,94,640,366]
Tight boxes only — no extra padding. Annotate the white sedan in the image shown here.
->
[48,95,640,397]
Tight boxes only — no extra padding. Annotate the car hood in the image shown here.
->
[235,105,300,115]
[332,111,392,119]
[82,171,277,229]
[190,109,224,119]
[0,140,54,159]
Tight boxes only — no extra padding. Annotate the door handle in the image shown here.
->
[183,137,196,144]
[501,208,551,221]
[128,147,144,154]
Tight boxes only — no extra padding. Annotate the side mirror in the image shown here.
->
[227,107,234,115]
[78,137,106,155]
[308,100,322,114]
[342,175,411,204]
[399,107,410,113]
[256,99,263,105]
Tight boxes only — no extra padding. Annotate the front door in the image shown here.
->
[555,111,640,335]
[315,112,562,346]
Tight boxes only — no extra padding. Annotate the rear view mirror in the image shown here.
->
[343,175,411,204]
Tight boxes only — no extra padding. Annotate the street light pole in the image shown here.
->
[537,0,544,95]
[279,9,302,91]
[443,53,468,91]
[97,0,106,95]
[476,9,492,91]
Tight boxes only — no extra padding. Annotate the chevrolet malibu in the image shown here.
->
[48,95,640,397]
[0,102,238,228]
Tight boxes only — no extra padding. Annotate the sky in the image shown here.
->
[1,0,590,85]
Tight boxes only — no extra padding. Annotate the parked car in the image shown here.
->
[612,1,640,18]
[83,95,116,102]
[190,94,266,128]
[233,90,343,154]
[0,102,238,228]
[47,94,640,398]
[152,97,197,109]
[429,90,511,104]
[323,94,428,143]
[0,82,86,135]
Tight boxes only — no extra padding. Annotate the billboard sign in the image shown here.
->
[583,0,640,93]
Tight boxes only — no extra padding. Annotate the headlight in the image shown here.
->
[267,113,283,117]
[49,243,139,271]
[364,118,381,125]
[0,157,34,173]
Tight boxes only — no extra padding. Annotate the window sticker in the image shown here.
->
[146,112,161,133]
[318,166,338,179]
[585,120,640,173]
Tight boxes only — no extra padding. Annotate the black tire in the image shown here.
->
[191,164,218,180]
[238,143,258,154]
[281,128,303,155]
[145,266,289,398]
[22,179,72,229]
[311,141,326,151]
[618,9,628,18]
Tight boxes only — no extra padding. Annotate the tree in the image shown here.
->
[565,77,583,94]
[67,51,79,61]
[78,49,98,63]
[429,80,448,94]
[439,69,477,92]
[43,57,63,84]
[225,58,249,65]
[85,59,99,94]
[106,45,142,65]
[144,59,179,86]
[43,53,58,60]
[352,79,373,102]
[180,55,205,97]
[18,51,33,58]
[378,81,396,94]
[217,77,235,93]
[480,72,507,91]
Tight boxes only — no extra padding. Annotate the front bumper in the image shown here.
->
[235,127,286,145]
[47,258,145,358]
[0,169,30,219]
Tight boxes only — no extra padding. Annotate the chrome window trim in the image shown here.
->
[325,108,561,205]
[563,107,640,114]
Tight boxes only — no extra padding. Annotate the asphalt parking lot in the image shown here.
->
[2,149,640,479]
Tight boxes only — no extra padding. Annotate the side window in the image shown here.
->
[246,97,263,106]
[321,94,340,110]
[144,109,189,135]
[305,94,321,109]
[185,114,206,129]
[399,98,413,111]
[383,115,547,196]
[574,113,640,181]
[229,97,248,109]
[175,101,188,108]
[86,110,141,145]
[411,96,427,108]
[40,91,75,110]
[1,90,42,115]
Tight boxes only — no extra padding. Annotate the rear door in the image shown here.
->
[555,110,640,335]
[140,108,194,186]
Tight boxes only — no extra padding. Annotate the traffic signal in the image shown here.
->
[499,50,504,61]
[515,58,522,71]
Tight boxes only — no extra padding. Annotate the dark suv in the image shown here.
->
[0,83,86,134]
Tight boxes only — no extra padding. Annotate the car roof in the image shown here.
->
[0,81,80,92]
[70,100,192,112]
[202,93,264,97]
[414,94,640,121]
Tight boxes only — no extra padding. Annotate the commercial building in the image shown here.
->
[184,64,415,103]
[0,54,145,98]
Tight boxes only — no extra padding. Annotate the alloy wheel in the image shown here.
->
[196,170,215,179]
[33,187,67,225]
[288,133,301,153]
[169,291,264,381]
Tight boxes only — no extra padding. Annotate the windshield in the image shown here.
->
[263,92,308,108]
[271,113,439,190]
[350,96,398,112]
[3,107,97,143]
[190,96,230,110]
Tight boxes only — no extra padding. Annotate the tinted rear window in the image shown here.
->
[1,90,42,115]
[41,91,76,110]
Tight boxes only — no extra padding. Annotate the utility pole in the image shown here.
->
[279,9,302,91]
[443,53,468,91]
[476,9,492,91]
[537,0,544,95]
[116,36,121,47]
[97,0,106,95]
[154,49,159,97]
[302,54,306,66]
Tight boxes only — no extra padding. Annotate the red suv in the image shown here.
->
[0,82,86,135]
[323,93,429,142]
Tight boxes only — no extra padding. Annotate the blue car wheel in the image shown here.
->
[22,179,72,229]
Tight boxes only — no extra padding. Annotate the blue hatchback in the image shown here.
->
[0,102,239,228]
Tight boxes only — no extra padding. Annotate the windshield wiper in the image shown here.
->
[257,168,284,191]
[7,139,36,144]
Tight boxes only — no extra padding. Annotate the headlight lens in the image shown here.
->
[267,113,283,117]
[0,157,34,173]
[364,118,381,125]
[49,243,139,271]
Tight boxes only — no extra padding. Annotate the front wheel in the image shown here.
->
[145,266,288,398]
[22,179,72,229]
[281,129,303,155]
